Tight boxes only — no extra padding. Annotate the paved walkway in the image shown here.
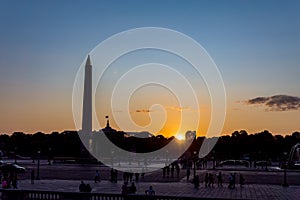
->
[13,179,300,200]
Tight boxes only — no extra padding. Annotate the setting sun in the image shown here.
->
[175,133,185,140]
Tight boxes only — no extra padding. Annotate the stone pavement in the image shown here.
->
[14,179,300,200]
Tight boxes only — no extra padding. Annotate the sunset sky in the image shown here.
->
[0,1,299,137]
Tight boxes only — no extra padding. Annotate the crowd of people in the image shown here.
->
[121,181,137,195]
[192,171,245,189]
[79,181,92,192]
[162,163,181,178]
[77,167,246,195]
[78,165,247,193]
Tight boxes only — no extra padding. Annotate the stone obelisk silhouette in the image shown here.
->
[82,55,92,135]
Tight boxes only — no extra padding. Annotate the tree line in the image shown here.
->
[0,130,299,162]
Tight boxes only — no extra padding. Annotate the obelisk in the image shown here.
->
[82,55,92,134]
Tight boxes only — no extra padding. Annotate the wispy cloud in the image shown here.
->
[166,106,190,111]
[135,109,152,113]
[245,95,300,111]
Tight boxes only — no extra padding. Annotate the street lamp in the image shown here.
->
[265,153,269,171]
[282,152,289,187]
[36,150,41,180]
[193,151,197,178]
[48,148,52,165]
[212,150,216,170]
[14,147,18,164]
[111,150,114,167]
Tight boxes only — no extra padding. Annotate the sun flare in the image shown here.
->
[175,133,185,140]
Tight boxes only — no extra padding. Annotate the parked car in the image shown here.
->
[254,160,272,167]
[0,163,26,173]
[218,160,249,167]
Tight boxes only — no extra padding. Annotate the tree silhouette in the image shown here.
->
[0,130,298,163]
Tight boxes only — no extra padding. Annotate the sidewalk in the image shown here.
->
[14,179,300,200]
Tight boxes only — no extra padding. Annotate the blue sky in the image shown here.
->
[0,0,299,135]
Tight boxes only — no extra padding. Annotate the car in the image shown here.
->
[254,160,272,167]
[219,160,249,167]
[0,163,26,173]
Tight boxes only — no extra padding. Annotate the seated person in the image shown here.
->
[145,186,155,196]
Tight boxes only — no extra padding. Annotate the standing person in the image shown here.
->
[110,168,114,182]
[239,174,245,188]
[186,168,191,181]
[232,173,236,189]
[94,170,100,183]
[121,182,129,195]
[86,184,92,192]
[163,167,166,178]
[166,165,170,178]
[129,172,133,182]
[145,185,155,196]
[114,170,118,183]
[208,173,214,188]
[135,173,139,182]
[129,182,137,194]
[79,181,86,192]
[193,175,200,188]
[171,164,175,178]
[176,164,180,178]
[123,172,128,182]
[3,174,10,188]
[228,173,233,189]
[12,175,18,189]
[205,173,209,187]
[31,170,35,184]
[2,179,8,188]
[8,172,13,187]
[217,172,223,187]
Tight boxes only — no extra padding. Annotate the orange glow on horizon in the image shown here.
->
[175,133,185,140]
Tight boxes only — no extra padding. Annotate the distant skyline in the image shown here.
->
[0,1,300,136]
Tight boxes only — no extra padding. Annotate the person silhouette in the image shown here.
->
[176,164,180,178]
[31,170,35,184]
[94,170,100,183]
[129,182,137,194]
[239,174,245,188]
[122,182,129,195]
[217,172,223,187]
[145,185,155,196]
[86,184,92,192]
[193,175,199,188]
[205,173,209,187]
[79,181,86,192]
[232,173,236,188]
[208,173,214,187]
[186,168,191,181]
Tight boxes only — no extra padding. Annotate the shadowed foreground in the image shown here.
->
[1,179,299,200]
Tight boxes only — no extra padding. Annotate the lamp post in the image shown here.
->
[165,150,169,165]
[193,151,197,178]
[118,150,121,167]
[48,148,51,165]
[14,147,18,164]
[264,151,269,171]
[36,150,41,180]
[111,150,114,167]
[212,150,216,170]
[282,152,289,187]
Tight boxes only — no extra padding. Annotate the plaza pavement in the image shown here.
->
[3,160,300,199]
[14,179,300,200]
